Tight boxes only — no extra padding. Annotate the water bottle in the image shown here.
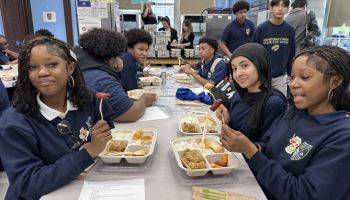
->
[161,66,166,85]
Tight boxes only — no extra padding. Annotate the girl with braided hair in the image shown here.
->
[0,36,115,199]
[221,45,350,200]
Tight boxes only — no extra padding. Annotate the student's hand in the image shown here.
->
[84,120,112,158]
[220,125,258,159]
[140,93,156,107]
[137,81,143,89]
[215,104,230,124]
[178,57,188,65]
[181,64,194,75]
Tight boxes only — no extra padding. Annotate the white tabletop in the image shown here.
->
[41,70,267,200]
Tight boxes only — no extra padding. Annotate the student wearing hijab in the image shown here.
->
[216,43,287,142]
[0,37,114,199]
[221,46,350,200]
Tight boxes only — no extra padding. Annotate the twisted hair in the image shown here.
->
[13,36,92,119]
[292,45,350,112]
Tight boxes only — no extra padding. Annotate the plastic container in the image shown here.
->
[178,114,221,135]
[170,136,240,177]
[139,76,161,86]
[99,129,157,164]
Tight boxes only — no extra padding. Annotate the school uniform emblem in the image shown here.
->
[285,135,301,154]
[79,116,92,142]
[291,142,313,161]
[271,44,280,52]
[285,134,313,160]
[245,28,251,35]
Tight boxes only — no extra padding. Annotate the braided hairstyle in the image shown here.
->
[292,45,350,112]
[13,36,92,119]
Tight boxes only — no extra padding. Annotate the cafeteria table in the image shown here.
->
[41,69,267,200]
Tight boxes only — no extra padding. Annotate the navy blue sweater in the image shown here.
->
[229,92,286,142]
[252,21,295,77]
[249,110,350,200]
[120,52,143,91]
[0,98,115,200]
[0,80,10,116]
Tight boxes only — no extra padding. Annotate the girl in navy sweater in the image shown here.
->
[216,43,287,142]
[221,45,350,200]
[0,37,114,200]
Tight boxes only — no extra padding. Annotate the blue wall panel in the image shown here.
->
[30,0,67,42]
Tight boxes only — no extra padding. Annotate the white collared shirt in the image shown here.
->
[36,94,78,121]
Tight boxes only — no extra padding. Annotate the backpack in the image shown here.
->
[305,10,320,47]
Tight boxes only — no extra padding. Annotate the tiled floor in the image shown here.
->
[0,172,9,199]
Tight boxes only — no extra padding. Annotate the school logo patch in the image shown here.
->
[285,134,313,160]
[245,28,251,35]
[291,142,313,161]
[79,116,92,142]
[79,127,89,142]
[271,44,280,52]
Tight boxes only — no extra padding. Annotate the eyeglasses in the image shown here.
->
[57,119,81,149]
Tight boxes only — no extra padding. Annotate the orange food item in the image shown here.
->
[133,131,143,140]
[211,163,223,168]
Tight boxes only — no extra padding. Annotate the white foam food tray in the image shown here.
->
[170,136,240,177]
[99,128,157,164]
[139,76,161,86]
[178,114,221,135]
[127,89,158,100]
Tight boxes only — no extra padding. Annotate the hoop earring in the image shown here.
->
[328,89,334,101]
[68,75,75,88]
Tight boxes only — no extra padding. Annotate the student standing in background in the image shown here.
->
[158,16,178,50]
[285,0,321,53]
[141,3,157,25]
[252,0,295,96]
[220,0,255,58]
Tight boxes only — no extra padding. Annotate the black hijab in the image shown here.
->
[231,43,286,140]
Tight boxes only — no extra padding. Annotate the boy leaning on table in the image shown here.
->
[180,36,228,89]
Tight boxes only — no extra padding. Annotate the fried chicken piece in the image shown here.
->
[107,140,127,153]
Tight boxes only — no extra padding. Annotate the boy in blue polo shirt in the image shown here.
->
[0,35,18,65]
[220,0,255,58]
[120,28,153,91]
[252,0,295,96]
[181,37,227,87]
[76,28,156,123]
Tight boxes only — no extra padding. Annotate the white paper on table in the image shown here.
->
[78,179,145,200]
[137,106,169,122]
